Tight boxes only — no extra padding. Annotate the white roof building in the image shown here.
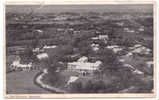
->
[106,45,119,49]
[125,52,133,57]
[68,62,99,71]
[91,43,100,51]
[98,35,109,40]
[116,22,124,26]
[133,69,144,75]
[92,47,100,51]
[106,45,123,53]
[32,48,40,52]
[124,28,135,33]
[37,53,48,60]
[131,46,151,54]
[54,16,67,21]
[91,37,99,40]
[128,44,152,55]
[67,76,79,85]
[67,56,102,72]
[43,45,57,49]
[145,61,153,68]
[129,44,142,49]
[91,35,109,41]
[138,26,144,31]
[35,29,43,33]
[77,56,88,62]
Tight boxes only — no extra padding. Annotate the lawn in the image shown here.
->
[6,71,50,94]
[41,70,116,93]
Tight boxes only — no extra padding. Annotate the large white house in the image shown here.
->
[67,56,102,74]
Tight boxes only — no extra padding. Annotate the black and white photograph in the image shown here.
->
[5,3,155,97]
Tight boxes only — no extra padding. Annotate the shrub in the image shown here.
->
[70,81,83,93]
[83,80,106,93]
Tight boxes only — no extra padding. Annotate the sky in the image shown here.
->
[6,4,153,14]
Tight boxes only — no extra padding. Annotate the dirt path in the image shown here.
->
[6,71,50,94]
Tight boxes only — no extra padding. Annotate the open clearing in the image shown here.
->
[6,71,50,94]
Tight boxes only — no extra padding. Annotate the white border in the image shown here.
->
[1,0,158,100]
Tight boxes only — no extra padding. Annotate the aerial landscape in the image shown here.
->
[6,5,154,94]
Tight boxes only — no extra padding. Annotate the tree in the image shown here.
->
[84,80,94,93]
[97,49,118,65]
[23,46,34,59]
[95,48,121,73]
[93,80,106,93]
[31,38,39,49]
[84,80,106,93]
[70,81,83,93]
[60,44,74,55]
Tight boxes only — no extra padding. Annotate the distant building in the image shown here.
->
[116,22,124,26]
[35,29,43,33]
[77,56,88,62]
[66,76,79,86]
[106,45,123,53]
[131,45,151,55]
[145,61,153,68]
[91,43,100,51]
[32,47,44,53]
[91,37,99,40]
[7,46,26,55]
[54,16,67,21]
[57,28,64,31]
[91,35,108,40]
[125,52,133,57]
[43,45,57,49]
[126,44,152,58]
[36,53,48,60]
[124,28,135,33]
[91,35,109,44]
[98,35,109,40]
[138,26,144,32]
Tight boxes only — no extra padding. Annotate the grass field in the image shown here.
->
[6,71,50,94]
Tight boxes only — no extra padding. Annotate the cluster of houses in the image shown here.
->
[117,44,153,75]
[124,26,145,33]
[9,45,57,71]
[90,35,153,76]
[8,27,152,75]
[128,44,151,55]
[118,58,153,75]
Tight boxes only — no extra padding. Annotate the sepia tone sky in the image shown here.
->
[6,4,153,13]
